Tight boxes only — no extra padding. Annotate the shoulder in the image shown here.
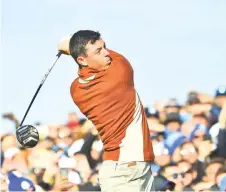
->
[70,78,79,97]
[108,49,131,64]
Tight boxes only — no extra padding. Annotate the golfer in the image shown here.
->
[58,30,155,192]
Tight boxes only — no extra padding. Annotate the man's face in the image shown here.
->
[163,166,184,190]
[166,121,181,132]
[191,129,206,147]
[178,161,192,173]
[79,39,112,70]
[205,163,223,182]
[180,143,198,164]
[68,112,79,122]
[178,161,193,187]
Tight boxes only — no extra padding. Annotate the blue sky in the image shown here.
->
[1,0,226,133]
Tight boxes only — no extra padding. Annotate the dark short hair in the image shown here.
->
[205,157,225,170]
[216,165,226,178]
[164,112,182,125]
[159,163,177,175]
[69,30,101,66]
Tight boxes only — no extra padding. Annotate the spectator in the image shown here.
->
[160,164,184,191]
[164,98,181,114]
[177,160,196,191]
[179,141,205,182]
[203,157,225,189]
[164,112,182,133]
[209,86,226,126]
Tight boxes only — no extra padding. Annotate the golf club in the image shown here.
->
[16,51,63,148]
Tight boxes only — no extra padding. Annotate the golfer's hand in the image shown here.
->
[58,36,71,55]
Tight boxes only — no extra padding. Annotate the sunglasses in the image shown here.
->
[171,173,185,179]
[169,169,192,179]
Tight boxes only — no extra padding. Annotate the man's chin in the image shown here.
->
[105,59,111,66]
[103,63,111,70]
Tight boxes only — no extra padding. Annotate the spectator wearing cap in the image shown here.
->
[209,101,226,158]
[164,98,181,114]
[209,86,226,126]
[215,86,226,108]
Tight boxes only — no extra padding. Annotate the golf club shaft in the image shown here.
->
[19,51,63,127]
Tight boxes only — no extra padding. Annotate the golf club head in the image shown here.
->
[16,125,39,148]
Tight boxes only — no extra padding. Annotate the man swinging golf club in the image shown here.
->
[16,30,155,192]
[59,30,155,192]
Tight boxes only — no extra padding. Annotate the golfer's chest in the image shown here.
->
[105,61,134,90]
[78,62,134,98]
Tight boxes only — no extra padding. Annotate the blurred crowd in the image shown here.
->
[1,86,226,192]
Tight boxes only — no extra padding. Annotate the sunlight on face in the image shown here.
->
[82,38,112,70]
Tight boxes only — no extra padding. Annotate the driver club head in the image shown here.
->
[16,125,39,148]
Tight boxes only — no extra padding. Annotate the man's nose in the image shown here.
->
[103,48,110,56]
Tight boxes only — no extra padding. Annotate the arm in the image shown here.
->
[216,102,226,158]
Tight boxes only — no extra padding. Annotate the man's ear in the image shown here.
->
[77,56,88,67]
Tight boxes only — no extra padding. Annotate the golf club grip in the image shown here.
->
[56,50,64,57]
[19,51,63,127]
